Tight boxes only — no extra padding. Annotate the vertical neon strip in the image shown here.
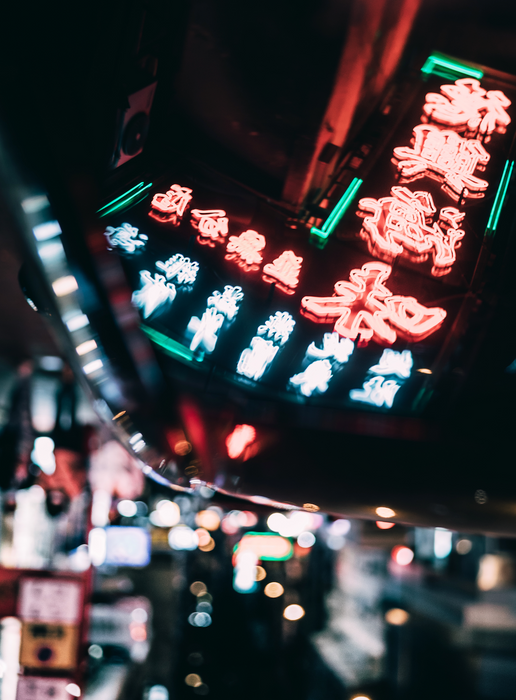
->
[486,160,514,236]
[311,178,363,240]
[421,54,483,80]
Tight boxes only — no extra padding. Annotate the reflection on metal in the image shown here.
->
[187,286,244,353]
[104,223,148,253]
[393,125,490,201]
[311,178,363,240]
[421,53,484,81]
[485,159,515,236]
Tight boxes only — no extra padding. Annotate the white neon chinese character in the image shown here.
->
[369,349,413,379]
[393,124,490,201]
[156,254,199,285]
[187,286,244,353]
[358,186,465,276]
[349,376,401,409]
[423,78,511,138]
[191,209,229,240]
[306,332,354,364]
[104,223,148,253]
[257,311,295,346]
[289,360,333,397]
[237,337,279,381]
[132,271,176,318]
[226,230,266,268]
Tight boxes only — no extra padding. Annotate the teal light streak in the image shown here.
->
[97,182,153,218]
[485,160,514,236]
[141,325,200,364]
[421,54,483,80]
[311,178,363,240]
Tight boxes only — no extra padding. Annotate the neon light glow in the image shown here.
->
[307,332,354,363]
[98,182,153,218]
[349,375,401,408]
[155,253,199,284]
[311,178,363,240]
[226,424,256,459]
[369,349,413,379]
[132,271,176,318]
[423,78,511,138]
[301,262,446,345]
[486,160,515,236]
[421,53,483,81]
[233,533,293,562]
[187,286,244,353]
[289,359,333,397]
[358,186,465,276]
[141,325,200,363]
[237,311,295,380]
[226,230,266,270]
[150,184,193,221]
[262,250,303,294]
[104,223,148,253]
[393,125,490,202]
[191,209,229,244]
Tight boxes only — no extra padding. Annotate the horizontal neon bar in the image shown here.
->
[486,160,514,235]
[421,54,483,80]
[141,325,201,364]
[311,178,363,240]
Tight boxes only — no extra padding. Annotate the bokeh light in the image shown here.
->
[88,644,103,659]
[150,500,180,527]
[65,684,81,697]
[297,532,316,548]
[190,581,207,596]
[195,528,212,547]
[264,582,284,598]
[168,525,198,551]
[188,612,212,627]
[195,510,221,531]
[198,538,215,552]
[283,604,305,620]
[376,521,395,530]
[392,546,414,566]
[185,674,202,687]
[456,538,472,555]
[385,608,410,625]
[117,500,137,518]
[328,519,351,536]
[255,566,267,581]
[376,507,396,518]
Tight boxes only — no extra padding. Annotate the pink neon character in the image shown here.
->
[301,261,446,346]
[191,209,229,244]
[149,184,193,223]
[357,186,465,276]
[226,230,266,270]
[262,250,303,294]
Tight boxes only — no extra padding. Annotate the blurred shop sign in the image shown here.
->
[19,622,79,669]
[18,578,82,624]
[16,676,71,700]
[233,533,293,562]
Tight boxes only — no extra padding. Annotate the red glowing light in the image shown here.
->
[129,622,147,641]
[358,186,465,276]
[392,124,490,201]
[423,78,511,138]
[226,424,256,459]
[191,209,229,244]
[226,230,266,270]
[376,521,395,530]
[392,546,414,566]
[262,250,303,294]
[301,262,446,345]
[150,185,193,219]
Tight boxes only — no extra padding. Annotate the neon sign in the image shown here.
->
[155,254,199,285]
[132,271,176,318]
[357,186,465,276]
[392,124,490,201]
[226,230,266,270]
[262,250,303,294]
[423,78,511,138]
[226,424,256,459]
[370,349,413,379]
[187,286,244,353]
[150,184,193,223]
[349,376,401,409]
[237,311,295,380]
[191,209,229,245]
[301,262,446,345]
[104,223,148,253]
[306,332,354,363]
[289,359,333,397]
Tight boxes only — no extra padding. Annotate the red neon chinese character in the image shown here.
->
[262,250,303,294]
[301,261,446,346]
[423,78,511,139]
[191,209,229,247]
[357,186,465,276]
[392,124,490,201]
[225,230,266,271]
[226,424,256,459]
[149,184,193,223]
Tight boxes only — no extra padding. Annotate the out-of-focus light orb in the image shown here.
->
[283,604,305,621]
[328,519,351,536]
[392,546,414,566]
[267,512,287,533]
[195,510,221,531]
[168,525,199,551]
[88,644,103,659]
[129,622,147,641]
[195,528,212,547]
[297,532,316,548]
[174,440,192,456]
[157,500,181,527]
[276,511,315,538]
[385,608,410,626]
[376,506,395,518]
[190,581,208,596]
[117,500,137,518]
[188,612,212,627]
[351,696,372,700]
[376,521,395,530]
[148,686,169,700]
[65,683,81,697]
[255,566,267,581]
[264,582,284,598]
[198,538,215,552]
[418,368,432,375]
[241,511,258,527]
[434,528,453,559]
[185,674,202,687]
[456,539,472,555]
[326,535,346,551]
[196,601,212,614]
[131,608,148,624]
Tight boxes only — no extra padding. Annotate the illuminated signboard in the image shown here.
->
[101,63,515,417]
[233,533,294,562]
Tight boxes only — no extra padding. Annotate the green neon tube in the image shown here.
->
[421,54,483,80]
[97,182,145,213]
[98,184,153,218]
[141,325,200,364]
[486,160,514,235]
[311,178,363,240]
